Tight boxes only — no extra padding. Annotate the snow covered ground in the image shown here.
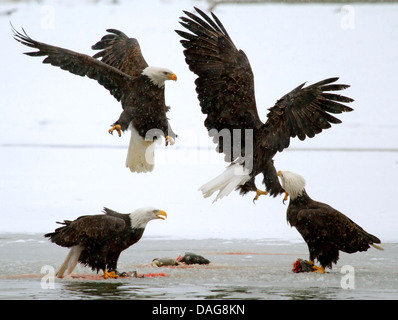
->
[1,0,397,245]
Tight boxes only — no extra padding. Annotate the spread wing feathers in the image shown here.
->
[45,215,126,247]
[263,77,354,153]
[177,9,354,162]
[176,8,263,159]
[12,26,132,102]
[297,206,381,253]
[91,29,148,77]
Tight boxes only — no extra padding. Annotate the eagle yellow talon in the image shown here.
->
[165,136,175,146]
[284,191,289,202]
[103,269,119,279]
[305,261,325,274]
[253,189,268,202]
[283,191,289,203]
[109,125,122,137]
[312,265,326,274]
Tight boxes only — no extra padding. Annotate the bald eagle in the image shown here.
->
[176,8,354,202]
[44,207,167,279]
[12,27,177,173]
[278,170,382,273]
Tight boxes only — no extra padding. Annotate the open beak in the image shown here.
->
[156,210,167,220]
[169,73,177,81]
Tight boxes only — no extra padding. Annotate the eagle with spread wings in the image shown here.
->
[13,27,177,173]
[176,7,354,202]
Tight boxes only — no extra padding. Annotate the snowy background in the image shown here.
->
[1,0,397,242]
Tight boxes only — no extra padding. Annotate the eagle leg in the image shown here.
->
[103,269,119,279]
[109,124,122,137]
[165,136,175,146]
[253,189,268,203]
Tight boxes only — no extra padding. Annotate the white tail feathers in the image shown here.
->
[126,125,156,173]
[56,245,83,278]
[199,164,251,203]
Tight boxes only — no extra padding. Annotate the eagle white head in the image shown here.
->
[277,171,306,200]
[142,66,177,88]
[129,207,167,229]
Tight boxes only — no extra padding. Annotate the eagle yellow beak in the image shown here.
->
[156,210,167,220]
[277,171,282,177]
[169,73,177,81]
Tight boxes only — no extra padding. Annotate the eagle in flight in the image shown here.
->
[176,7,354,202]
[13,27,177,173]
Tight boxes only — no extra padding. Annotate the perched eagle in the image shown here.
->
[44,207,167,279]
[176,8,354,202]
[278,170,382,273]
[12,27,177,173]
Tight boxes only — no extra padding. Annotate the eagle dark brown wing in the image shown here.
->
[12,26,134,102]
[262,78,354,153]
[176,7,263,162]
[91,29,148,77]
[177,8,354,200]
[253,79,353,197]
[103,207,132,226]
[45,214,126,248]
[294,204,381,268]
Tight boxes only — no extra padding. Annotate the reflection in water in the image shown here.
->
[63,282,257,300]
[281,288,339,300]
[62,281,170,299]
[62,281,268,300]
[198,287,258,300]
[193,286,341,300]
[63,281,132,299]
